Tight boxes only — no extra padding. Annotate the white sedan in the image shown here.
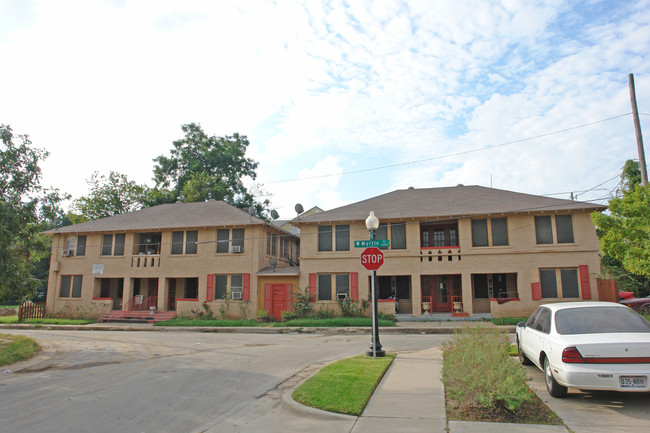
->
[516,302,650,398]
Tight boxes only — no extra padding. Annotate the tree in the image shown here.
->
[73,171,148,221]
[0,125,67,303]
[152,123,265,210]
[592,159,650,296]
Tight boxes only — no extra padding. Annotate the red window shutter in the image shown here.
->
[242,273,251,301]
[579,265,591,299]
[308,273,317,301]
[531,282,541,301]
[206,274,214,302]
[350,272,359,301]
[264,284,272,311]
[286,284,293,311]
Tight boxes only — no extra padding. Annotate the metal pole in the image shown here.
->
[371,270,377,359]
[366,228,385,358]
[629,73,648,187]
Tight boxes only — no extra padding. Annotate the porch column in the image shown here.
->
[461,272,473,315]
[122,279,134,311]
[160,278,169,311]
[412,275,422,316]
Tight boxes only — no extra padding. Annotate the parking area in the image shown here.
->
[524,364,650,433]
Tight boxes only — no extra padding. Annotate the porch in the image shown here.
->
[394,313,493,322]
[97,295,177,323]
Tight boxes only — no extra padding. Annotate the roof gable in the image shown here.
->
[296,186,607,224]
[46,201,270,234]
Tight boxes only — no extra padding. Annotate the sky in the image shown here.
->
[1,0,649,220]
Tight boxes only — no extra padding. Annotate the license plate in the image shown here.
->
[620,376,647,388]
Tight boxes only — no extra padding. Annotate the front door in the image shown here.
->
[433,276,451,312]
[422,275,461,312]
[271,284,286,320]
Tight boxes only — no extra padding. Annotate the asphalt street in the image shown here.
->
[0,329,447,433]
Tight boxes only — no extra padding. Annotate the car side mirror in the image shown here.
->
[517,321,526,328]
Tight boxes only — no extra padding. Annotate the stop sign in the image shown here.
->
[360,247,384,271]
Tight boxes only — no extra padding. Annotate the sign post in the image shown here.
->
[361,247,385,358]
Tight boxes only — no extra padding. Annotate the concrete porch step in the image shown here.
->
[99,311,177,324]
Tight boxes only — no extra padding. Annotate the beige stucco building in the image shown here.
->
[294,186,607,318]
[44,186,607,320]
[44,201,299,320]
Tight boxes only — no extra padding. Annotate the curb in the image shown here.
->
[281,391,358,421]
[0,324,516,334]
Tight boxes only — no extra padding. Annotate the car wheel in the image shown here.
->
[544,357,568,398]
[517,336,532,365]
[640,304,650,315]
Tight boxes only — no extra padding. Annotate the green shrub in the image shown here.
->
[291,287,313,319]
[490,317,528,326]
[442,326,532,411]
[336,298,370,317]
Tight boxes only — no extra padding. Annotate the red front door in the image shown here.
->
[271,284,286,321]
[433,276,451,312]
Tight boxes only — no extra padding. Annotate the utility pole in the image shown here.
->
[629,73,648,187]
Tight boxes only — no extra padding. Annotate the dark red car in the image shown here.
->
[621,295,650,315]
[619,290,635,300]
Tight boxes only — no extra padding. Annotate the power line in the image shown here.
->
[265,113,632,184]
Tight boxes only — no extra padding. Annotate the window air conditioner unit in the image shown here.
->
[230,245,243,253]
[62,249,74,257]
[231,292,242,300]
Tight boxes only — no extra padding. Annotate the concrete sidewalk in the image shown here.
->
[283,347,569,433]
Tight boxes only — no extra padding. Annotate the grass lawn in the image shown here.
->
[0,334,39,366]
[0,316,96,325]
[274,317,396,327]
[155,317,396,327]
[293,354,395,416]
[154,318,260,327]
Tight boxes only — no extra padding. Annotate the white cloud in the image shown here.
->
[1,0,649,215]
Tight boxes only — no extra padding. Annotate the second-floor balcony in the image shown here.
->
[420,222,458,249]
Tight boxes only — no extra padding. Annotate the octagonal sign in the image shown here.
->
[360,247,384,271]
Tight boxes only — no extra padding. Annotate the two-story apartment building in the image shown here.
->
[294,185,607,317]
[44,185,607,320]
[44,201,299,320]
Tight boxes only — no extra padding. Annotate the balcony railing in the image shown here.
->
[131,254,160,268]
[420,246,461,262]
[123,295,158,311]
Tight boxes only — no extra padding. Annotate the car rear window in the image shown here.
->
[555,307,650,334]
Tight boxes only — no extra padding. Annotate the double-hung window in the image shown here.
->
[376,222,406,250]
[216,228,245,253]
[471,218,508,247]
[214,274,244,300]
[535,215,574,244]
[317,274,350,300]
[539,268,580,298]
[60,275,83,298]
[172,230,198,255]
[101,234,125,256]
[318,225,349,252]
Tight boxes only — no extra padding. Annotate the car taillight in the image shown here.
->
[562,347,585,363]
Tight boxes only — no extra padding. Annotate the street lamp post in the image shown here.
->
[365,211,385,358]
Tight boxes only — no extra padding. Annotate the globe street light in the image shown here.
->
[365,211,385,358]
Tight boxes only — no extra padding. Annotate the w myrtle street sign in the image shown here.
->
[360,247,384,271]
[354,239,390,248]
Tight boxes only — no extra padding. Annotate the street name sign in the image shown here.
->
[360,247,384,271]
[354,240,390,248]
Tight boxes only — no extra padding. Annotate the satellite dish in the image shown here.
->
[271,210,279,220]
[248,207,255,216]
[295,203,304,215]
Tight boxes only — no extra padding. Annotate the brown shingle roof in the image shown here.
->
[295,186,607,224]
[45,201,271,234]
